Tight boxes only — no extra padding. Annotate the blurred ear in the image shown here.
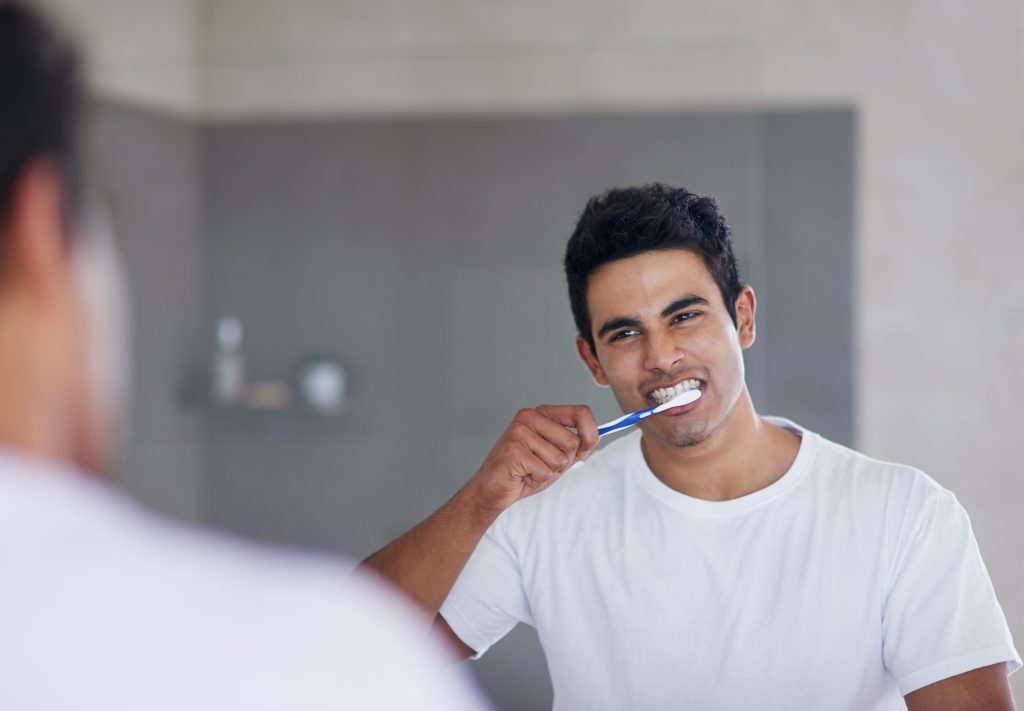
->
[576,334,610,387]
[735,286,756,349]
[1,159,70,300]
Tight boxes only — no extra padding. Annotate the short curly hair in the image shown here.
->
[564,184,743,353]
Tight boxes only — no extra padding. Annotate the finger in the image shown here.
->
[536,404,598,457]
[520,427,575,472]
[508,442,558,488]
[573,406,600,456]
[515,408,581,458]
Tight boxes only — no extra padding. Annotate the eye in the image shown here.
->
[670,311,698,324]
[609,329,640,342]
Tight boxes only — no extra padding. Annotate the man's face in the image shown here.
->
[576,248,755,449]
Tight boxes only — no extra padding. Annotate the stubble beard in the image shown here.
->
[667,423,710,448]
[644,417,710,449]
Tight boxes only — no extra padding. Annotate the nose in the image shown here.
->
[642,326,685,374]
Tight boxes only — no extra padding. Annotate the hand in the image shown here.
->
[467,404,599,515]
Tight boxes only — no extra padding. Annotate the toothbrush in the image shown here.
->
[597,388,702,438]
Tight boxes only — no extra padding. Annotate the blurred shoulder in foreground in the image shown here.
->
[0,451,487,711]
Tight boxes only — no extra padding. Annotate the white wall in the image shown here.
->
[36,0,201,115]
[37,0,1024,698]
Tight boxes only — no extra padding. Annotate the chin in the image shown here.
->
[668,429,710,448]
[646,420,710,449]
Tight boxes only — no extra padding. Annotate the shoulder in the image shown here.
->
[0,459,484,709]
[785,421,966,536]
[786,421,949,502]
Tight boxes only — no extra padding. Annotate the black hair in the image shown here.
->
[0,1,80,228]
[564,183,743,353]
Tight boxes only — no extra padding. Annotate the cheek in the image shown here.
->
[47,280,89,392]
[592,349,646,407]
[600,346,645,384]
[689,326,743,377]
[707,329,746,384]
[72,217,133,451]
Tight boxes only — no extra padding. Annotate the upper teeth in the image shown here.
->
[651,379,701,404]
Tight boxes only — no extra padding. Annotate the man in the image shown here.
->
[0,4,486,709]
[364,184,1020,708]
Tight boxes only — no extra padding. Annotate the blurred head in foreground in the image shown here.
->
[0,0,129,476]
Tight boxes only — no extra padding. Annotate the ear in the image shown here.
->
[1,159,71,300]
[735,286,756,349]
[575,334,610,387]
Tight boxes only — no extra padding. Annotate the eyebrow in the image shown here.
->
[660,295,710,318]
[595,294,711,341]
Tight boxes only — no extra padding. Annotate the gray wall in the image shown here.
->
[199,109,854,710]
[761,111,856,443]
[85,101,206,522]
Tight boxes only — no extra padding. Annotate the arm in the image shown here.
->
[905,663,1016,711]
[359,404,599,655]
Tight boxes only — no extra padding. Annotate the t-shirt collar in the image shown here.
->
[627,416,817,516]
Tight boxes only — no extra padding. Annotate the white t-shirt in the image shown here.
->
[0,448,490,711]
[441,418,1019,710]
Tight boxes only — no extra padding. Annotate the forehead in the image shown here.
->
[585,249,717,319]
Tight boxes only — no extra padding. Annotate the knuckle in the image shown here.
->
[509,422,530,439]
[505,440,526,456]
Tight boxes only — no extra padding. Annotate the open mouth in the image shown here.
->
[647,379,703,406]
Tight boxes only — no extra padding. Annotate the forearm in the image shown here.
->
[360,479,500,618]
[904,662,1015,710]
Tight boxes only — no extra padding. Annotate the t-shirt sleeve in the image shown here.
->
[440,512,532,659]
[881,474,1021,695]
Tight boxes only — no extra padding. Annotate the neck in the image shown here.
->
[0,382,72,466]
[639,388,800,501]
[0,303,76,469]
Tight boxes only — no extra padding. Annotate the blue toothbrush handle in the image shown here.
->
[597,407,657,437]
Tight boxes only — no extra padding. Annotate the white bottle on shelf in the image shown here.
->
[211,316,245,405]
